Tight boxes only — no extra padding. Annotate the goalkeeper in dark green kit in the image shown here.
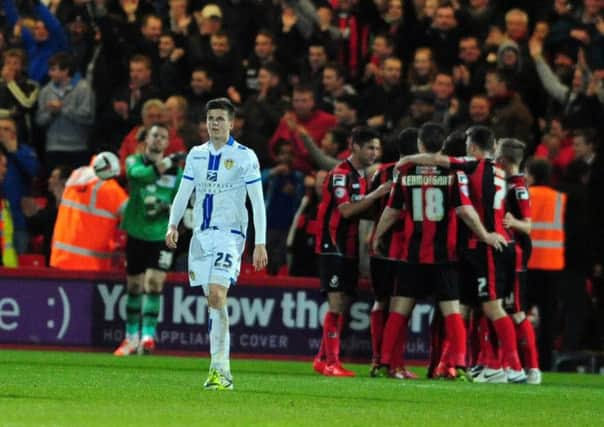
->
[114,124,184,356]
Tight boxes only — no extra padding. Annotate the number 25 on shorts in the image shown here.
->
[214,252,233,269]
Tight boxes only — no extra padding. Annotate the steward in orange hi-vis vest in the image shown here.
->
[528,186,566,270]
[50,165,127,270]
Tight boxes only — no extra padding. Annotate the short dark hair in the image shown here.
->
[374,32,394,48]
[466,125,495,152]
[351,126,379,147]
[192,66,212,79]
[324,61,347,80]
[335,94,359,111]
[486,68,510,88]
[159,31,176,41]
[130,54,152,69]
[0,116,17,131]
[211,30,230,41]
[443,130,467,156]
[259,61,281,78]
[142,14,161,28]
[140,123,169,141]
[256,28,275,42]
[205,97,235,118]
[574,128,598,146]
[419,122,447,153]
[293,83,315,96]
[498,138,525,165]
[48,52,74,75]
[527,157,552,186]
[272,138,292,156]
[397,127,419,156]
[327,127,349,154]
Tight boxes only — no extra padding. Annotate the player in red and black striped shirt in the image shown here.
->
[367,128,418,379]
[314,127,391,377]
[404,126,525,383]
[373,123,506,379]
[497,138,541,383]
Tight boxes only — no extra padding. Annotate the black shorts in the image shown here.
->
[395,262,459,301]
[504,269,528,314]
[319,254,359,295]
[126,235,174,275]
[460,243,514,306]
[370,256,398,299]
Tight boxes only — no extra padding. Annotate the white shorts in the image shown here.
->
[188,228,245,293]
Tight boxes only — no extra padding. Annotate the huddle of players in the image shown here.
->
[312,122,541,384]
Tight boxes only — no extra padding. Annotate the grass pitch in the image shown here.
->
[1,350,604,426]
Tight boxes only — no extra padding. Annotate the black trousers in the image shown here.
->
[527,269,561,371]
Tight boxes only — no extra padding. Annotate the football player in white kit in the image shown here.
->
[166,98,268,390]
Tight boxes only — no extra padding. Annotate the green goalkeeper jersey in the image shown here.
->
[121,153,183,242]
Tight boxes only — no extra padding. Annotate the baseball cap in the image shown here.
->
[201,4,223,19]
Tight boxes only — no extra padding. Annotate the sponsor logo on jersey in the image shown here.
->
[515,187,529,200]
[335,187,346,199]
[333,174,346,186]
[207,171,218,182]
[224,159,235,169]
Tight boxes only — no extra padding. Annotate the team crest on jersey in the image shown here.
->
[329,275,339,288]
[189,270,195,281]
[335,187,347,199]
[224,159,235,169]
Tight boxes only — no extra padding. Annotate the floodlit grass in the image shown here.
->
[1,350,603,426]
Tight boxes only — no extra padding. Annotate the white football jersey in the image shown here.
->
[183,136,261,236]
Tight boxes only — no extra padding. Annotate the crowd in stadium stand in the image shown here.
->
[1,0,604,356]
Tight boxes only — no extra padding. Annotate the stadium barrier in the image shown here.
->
[0,267,433,362]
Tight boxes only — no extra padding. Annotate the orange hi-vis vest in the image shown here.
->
[50,166,128,271]
[528,186,566,271]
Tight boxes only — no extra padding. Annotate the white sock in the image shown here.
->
[209,306,230,375]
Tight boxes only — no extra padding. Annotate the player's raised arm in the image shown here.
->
[401,152,451,168]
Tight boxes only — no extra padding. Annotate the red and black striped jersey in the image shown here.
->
[506,174,532,269]
[368,162,404,259]
[388,162,471,264]
[315,159,367,257]
[448,157,512,247]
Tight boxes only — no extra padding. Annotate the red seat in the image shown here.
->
[18,254,46,268]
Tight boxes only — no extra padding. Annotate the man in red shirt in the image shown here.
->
[313,126,390,377]
[269,84,336,173]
